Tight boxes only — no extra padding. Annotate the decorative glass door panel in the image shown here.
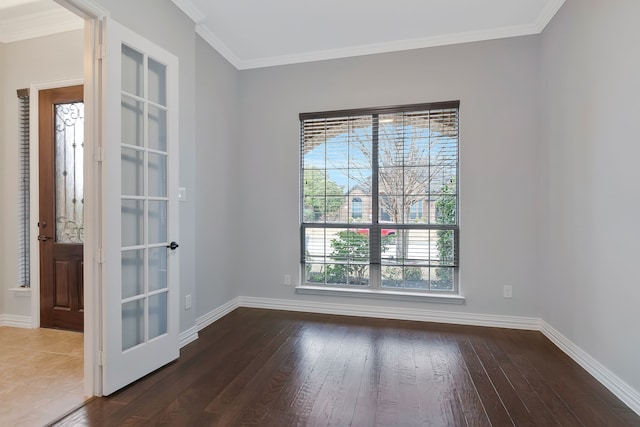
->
[55,102,84,243]
[120,42,170,352]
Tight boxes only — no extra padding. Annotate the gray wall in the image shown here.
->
[540,0,640,393]
[0,30,84,317]
[193,35,241,315]
[236,36,544,317]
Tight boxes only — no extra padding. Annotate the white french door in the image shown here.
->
[102,19,180,395]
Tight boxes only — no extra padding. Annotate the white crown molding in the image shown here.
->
[195,23,242,70]
[55,0,108,20]
[0,314,33,328]
[541,320,640,416]
[235,23,543,70]
[534,0,566,32]
[170,0,205,24]
[0,8,83,43]
[169,0,566,70]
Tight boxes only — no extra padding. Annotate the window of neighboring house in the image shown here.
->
[17,89,30,288]
[352,197,362,219]
[300,102,459,293]
[409,201,423,220]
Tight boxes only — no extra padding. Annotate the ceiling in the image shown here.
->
[0,0,566,70]
[173,0,566,69]
[0,0,82,43]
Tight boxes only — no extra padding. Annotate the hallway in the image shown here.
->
[0,326,85,426]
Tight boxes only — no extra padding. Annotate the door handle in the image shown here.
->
[167,241,179,250]
[38,235,51,241]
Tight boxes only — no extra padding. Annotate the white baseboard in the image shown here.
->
[191,296,640,417]
[540,320,640,415]
[238,296,541,330]
[179,325,199,348]
[196,297,241,331]
[0,314,33,328]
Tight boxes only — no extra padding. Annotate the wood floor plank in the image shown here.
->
[373,326,401,426]
[410,328,460,426]
[100,310,280,425]
[205,323,305,424]
[468,333,536,426]
[509,330,635,427]
[50,308,640,427]
[348,326,382,427]
[322,326,374,426]
[276,323,352,425]
[456,337,514,426]
[437,333,491,427]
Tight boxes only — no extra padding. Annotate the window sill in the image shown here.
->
[295,285,465,304]
[9,287,31,297]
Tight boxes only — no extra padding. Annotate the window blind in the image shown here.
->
[300,101,459,292]
[17,88,30,288]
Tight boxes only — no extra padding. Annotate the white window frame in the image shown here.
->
[299,102,461,300]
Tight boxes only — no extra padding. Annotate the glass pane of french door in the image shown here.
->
[120,43,169,352]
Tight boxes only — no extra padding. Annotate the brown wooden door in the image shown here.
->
[39,85,84,331]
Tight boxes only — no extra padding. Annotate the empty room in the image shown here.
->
[1,0,639,425]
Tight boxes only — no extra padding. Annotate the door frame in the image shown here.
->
[45,0,107,397]
[29,78,84,332]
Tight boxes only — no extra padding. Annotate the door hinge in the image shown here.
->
[96,249,104,264]
[98,350,106,366]
[96,42,106,61]
[95,146,104,163]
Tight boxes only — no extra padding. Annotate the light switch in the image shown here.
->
[178,187,187,201]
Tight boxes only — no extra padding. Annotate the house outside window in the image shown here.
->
[300,102,459,293]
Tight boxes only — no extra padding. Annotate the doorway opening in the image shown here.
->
[38,85,85,332]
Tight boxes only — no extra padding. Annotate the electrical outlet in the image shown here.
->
[503,286,513,299]
[284,274,292,286]
[185,294,192,309]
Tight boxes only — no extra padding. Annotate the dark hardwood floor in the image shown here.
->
[50,308,640,426]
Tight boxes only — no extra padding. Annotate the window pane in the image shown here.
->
[304,227,371,286]
[148,105,167,152]
[121,96,144,147]
[122,199,144,247]
[148,58,167,106]
[121,147,144,196]
[55,102,84,244]
[149,292,168,339]
[148,152,167,197]
[148,201,167,244]
[122,299,144,351]
[122,249,144,299]
[148,247,167,292]
[121,45,143,97]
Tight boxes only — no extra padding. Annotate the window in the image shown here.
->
[17,89,30,288]
[409,201,423,220]
[300,102,459,293]
[351,197,362,219]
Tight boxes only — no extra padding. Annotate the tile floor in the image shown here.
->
[0,327,85,426]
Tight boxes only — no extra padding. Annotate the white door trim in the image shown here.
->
[55,0,108,397]
[29,77,84,332]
